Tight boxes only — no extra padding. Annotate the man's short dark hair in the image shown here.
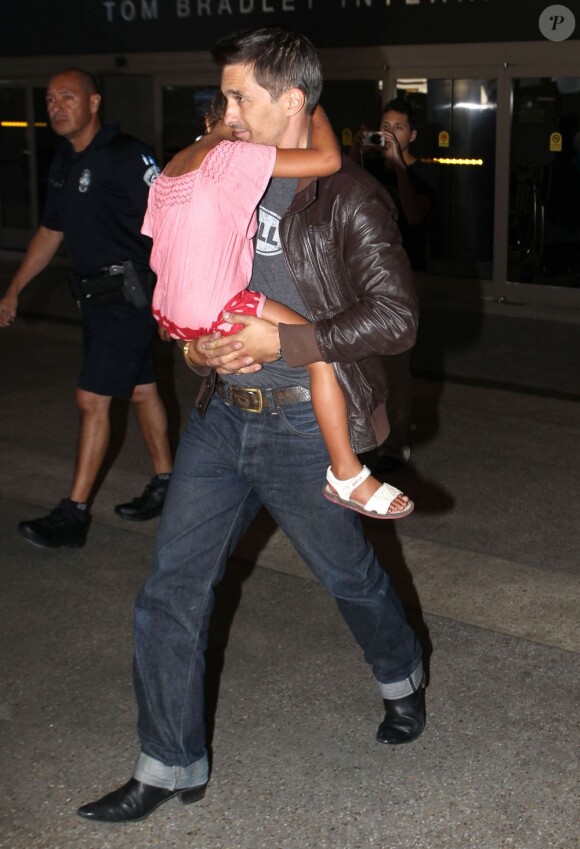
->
[52,68,101,96]
[381,97,417,132]
[211,26,322,115]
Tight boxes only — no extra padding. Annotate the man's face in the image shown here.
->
[380,109,416,154]
[46,72,100,144]
[221,63,289,147]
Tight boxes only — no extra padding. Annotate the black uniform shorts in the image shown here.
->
[79,301,157,398]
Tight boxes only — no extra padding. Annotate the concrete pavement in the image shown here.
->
[0,257,578,848]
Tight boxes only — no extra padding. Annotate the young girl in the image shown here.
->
[143,98,413,520]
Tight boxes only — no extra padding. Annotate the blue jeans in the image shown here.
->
[133,393,422,789]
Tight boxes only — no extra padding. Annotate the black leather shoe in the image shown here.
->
[376,685,425,745]
[76,777,207,823]
[114,475,170,522]
[18,499,90,549]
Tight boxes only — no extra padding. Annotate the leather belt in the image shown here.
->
[215,380,311,413]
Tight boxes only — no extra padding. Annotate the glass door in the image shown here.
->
[0,85,34,246]
[0,83,53,248]
[508,76,580,288]
[397,77,497,282]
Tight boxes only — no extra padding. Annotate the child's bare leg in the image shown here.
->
[261,299,409,513]
[308,362,409,511]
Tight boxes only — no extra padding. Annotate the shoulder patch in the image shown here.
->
[141,153,160,187]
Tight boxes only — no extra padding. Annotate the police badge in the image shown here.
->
[78,169,91,193]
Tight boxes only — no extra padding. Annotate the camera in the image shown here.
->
[363,131,386,147]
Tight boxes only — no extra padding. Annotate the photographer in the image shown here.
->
[349,97,435,469]
[349,97,434,274]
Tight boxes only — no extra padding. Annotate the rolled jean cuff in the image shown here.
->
[133,751,208,791]
[376,661,424,700]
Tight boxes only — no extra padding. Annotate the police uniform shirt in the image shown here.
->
[42,123,160,278]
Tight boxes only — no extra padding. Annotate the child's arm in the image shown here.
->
[272,105,341,178]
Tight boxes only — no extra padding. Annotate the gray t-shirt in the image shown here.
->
[226,177,311,389]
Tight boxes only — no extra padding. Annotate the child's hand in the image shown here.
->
[219,313,281,365]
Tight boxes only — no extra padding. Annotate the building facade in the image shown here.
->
[1,0,579,309]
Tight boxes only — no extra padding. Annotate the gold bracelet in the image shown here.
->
[182,340,196,370]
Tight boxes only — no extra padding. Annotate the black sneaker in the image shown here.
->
[114,475,170,522]
[18,499,90,549]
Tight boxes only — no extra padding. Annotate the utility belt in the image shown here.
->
[67,261,155,309]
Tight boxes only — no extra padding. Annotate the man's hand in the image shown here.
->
[157,326,172,342]
[197,313,281,375]
[0,292,18,327]
[184,328,259,375]
[381,131,406,171]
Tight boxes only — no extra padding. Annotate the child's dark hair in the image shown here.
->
[204,91,226,132]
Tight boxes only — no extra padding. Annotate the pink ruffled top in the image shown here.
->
[143,139,276,339]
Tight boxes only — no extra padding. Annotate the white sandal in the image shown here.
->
[323,465,414,520]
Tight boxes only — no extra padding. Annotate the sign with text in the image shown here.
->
[3,0,580,57]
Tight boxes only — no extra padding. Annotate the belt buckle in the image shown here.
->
[243,387,264,413]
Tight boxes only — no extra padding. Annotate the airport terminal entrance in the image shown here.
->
[0,40,579,309]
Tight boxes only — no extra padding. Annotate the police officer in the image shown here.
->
[0,68,172,548]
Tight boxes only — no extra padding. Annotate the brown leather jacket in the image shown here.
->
[196,156,418,454]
